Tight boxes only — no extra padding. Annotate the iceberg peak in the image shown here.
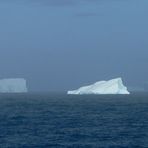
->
[67,78,130,95]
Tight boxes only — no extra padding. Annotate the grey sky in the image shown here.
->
[0,0,148,91]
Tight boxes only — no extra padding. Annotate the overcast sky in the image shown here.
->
[0,0,148,91]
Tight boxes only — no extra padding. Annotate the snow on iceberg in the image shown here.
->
[67,78,130,95]
[0,78,28,93]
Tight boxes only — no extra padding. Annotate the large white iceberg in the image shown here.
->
[0,78,28,93]
[67,78,130,95]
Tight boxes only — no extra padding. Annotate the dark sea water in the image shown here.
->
[0,93,148,148]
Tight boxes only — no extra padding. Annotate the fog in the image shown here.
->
[0,0,148,91]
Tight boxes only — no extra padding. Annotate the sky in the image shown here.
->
[0,0,148,91]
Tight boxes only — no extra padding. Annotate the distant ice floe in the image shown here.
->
[67,78,130,95]
[0,78,28,93]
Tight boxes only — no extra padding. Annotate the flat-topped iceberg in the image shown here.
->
[0,78,28,93]
[67,78,130,95]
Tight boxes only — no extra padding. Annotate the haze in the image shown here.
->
[0,0,148,91]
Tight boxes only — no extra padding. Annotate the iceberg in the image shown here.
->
[67,78,130,95]
[0,78,28,93]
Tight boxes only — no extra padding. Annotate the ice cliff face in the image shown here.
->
[67,78,130,95]
[0,78,28,93]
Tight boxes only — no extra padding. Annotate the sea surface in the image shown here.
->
[0,92,148,148]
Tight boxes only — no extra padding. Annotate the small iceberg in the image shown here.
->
[0,78,28,93]
[67,78,130,95]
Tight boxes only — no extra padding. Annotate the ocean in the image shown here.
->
[0,92,148,148]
